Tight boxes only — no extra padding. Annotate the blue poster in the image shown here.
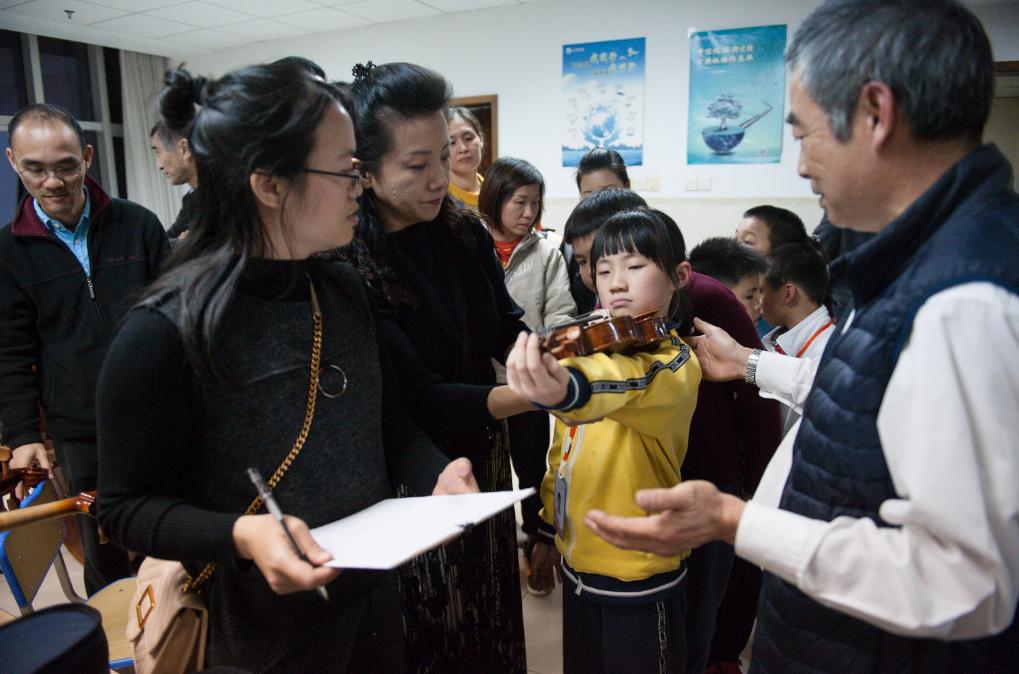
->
[562,37,645,167]
[688,25,786,164]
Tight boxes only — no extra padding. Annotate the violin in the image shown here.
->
[0,466,49,497]
[0,490,96,534]
[1,440,50,499]
[540,310,670,359]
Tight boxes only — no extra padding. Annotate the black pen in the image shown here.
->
[246,467,330,602]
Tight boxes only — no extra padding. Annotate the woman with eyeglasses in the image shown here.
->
[337,62,528,673]
[95,62,478,672]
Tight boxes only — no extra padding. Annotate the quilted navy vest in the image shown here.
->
[752,145,1019,673]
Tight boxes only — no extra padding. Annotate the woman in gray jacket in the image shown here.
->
[478,157,575,594]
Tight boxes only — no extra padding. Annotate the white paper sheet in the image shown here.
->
[310,489,535,570]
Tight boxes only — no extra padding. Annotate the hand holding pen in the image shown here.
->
[230,468,338,599]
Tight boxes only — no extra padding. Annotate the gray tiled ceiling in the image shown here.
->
[0,0,529,56]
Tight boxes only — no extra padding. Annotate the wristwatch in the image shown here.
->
[744,349,761,385]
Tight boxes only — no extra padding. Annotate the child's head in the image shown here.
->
[478,157,544,240]
[689,237,768,321]
[736,205,808,253]
[576,147,630,198]
[590,209,691,320]
[564,188,648,292]
[761,243,830,328]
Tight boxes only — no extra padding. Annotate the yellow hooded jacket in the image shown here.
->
[538,332,701,583]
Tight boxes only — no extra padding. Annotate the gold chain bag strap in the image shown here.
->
[126,282,324,674]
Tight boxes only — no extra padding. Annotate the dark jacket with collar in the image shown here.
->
[0,176,169,448]
[752,145,1019,672]
[166,188,196,240]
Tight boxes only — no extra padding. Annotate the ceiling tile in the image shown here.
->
[81,0,183,11]
[163,27,250,49]
[311,0,389,5]
[144,1,253,27]
[205,0,324,18]
[218,18,309,40]
[275,7,369,31]
[340,0,439,23]
[91,12,198,37]
[423,0,516,10]
[6,0,128,24]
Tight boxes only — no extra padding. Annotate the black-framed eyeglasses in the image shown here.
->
[297,167,363,186]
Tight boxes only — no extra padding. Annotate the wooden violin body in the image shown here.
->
[541,310,670,359]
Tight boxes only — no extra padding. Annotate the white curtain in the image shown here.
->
[119,49,183,231]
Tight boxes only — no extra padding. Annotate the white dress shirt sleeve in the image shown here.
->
[754,350,820,413]
[735,283,1019,639]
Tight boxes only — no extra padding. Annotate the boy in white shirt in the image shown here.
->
[760,243,834,434]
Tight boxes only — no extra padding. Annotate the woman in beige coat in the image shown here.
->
[478,157,575,594]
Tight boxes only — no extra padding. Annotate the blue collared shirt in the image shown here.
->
[33,190,92,277]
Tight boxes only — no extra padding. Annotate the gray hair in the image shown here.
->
[786,0,994,142]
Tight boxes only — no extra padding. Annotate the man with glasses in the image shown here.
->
[1,103,169,595]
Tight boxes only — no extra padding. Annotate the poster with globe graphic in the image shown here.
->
[687,24,786,164]
[562,37,645,167]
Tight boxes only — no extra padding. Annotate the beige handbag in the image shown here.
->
[126,282,324,674]
[126,558,209,674]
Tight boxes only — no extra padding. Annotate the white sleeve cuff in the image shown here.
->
[734,500,824,587]
[755,351,818,411]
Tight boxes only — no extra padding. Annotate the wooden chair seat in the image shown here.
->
[86,577,136,668]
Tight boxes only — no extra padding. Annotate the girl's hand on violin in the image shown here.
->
[506,332,570,407]
[232,514,340,594]
[433,458,480,495]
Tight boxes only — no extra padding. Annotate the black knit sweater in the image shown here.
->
[96,258,447,669]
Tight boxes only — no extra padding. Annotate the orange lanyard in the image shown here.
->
[776,319,834,358]
[561,425,581,462]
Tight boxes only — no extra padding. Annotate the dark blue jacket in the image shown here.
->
[752,145,1019,673]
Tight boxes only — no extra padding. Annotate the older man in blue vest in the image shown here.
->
[582,1,1019,671]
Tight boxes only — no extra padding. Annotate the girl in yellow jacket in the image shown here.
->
[507,207,701,673]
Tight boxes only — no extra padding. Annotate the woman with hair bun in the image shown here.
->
[343,61,528,673]
[96,61,477,672]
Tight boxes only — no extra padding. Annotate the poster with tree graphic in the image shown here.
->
[562,37,645,167]
[688,24,786,164]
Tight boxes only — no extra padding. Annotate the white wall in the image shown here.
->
[184,0,1019,240]
[977,2,1019,61]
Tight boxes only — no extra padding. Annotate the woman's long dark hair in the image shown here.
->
[336,62,479,308]
[141,62,340,378]
[590,208,693,334]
